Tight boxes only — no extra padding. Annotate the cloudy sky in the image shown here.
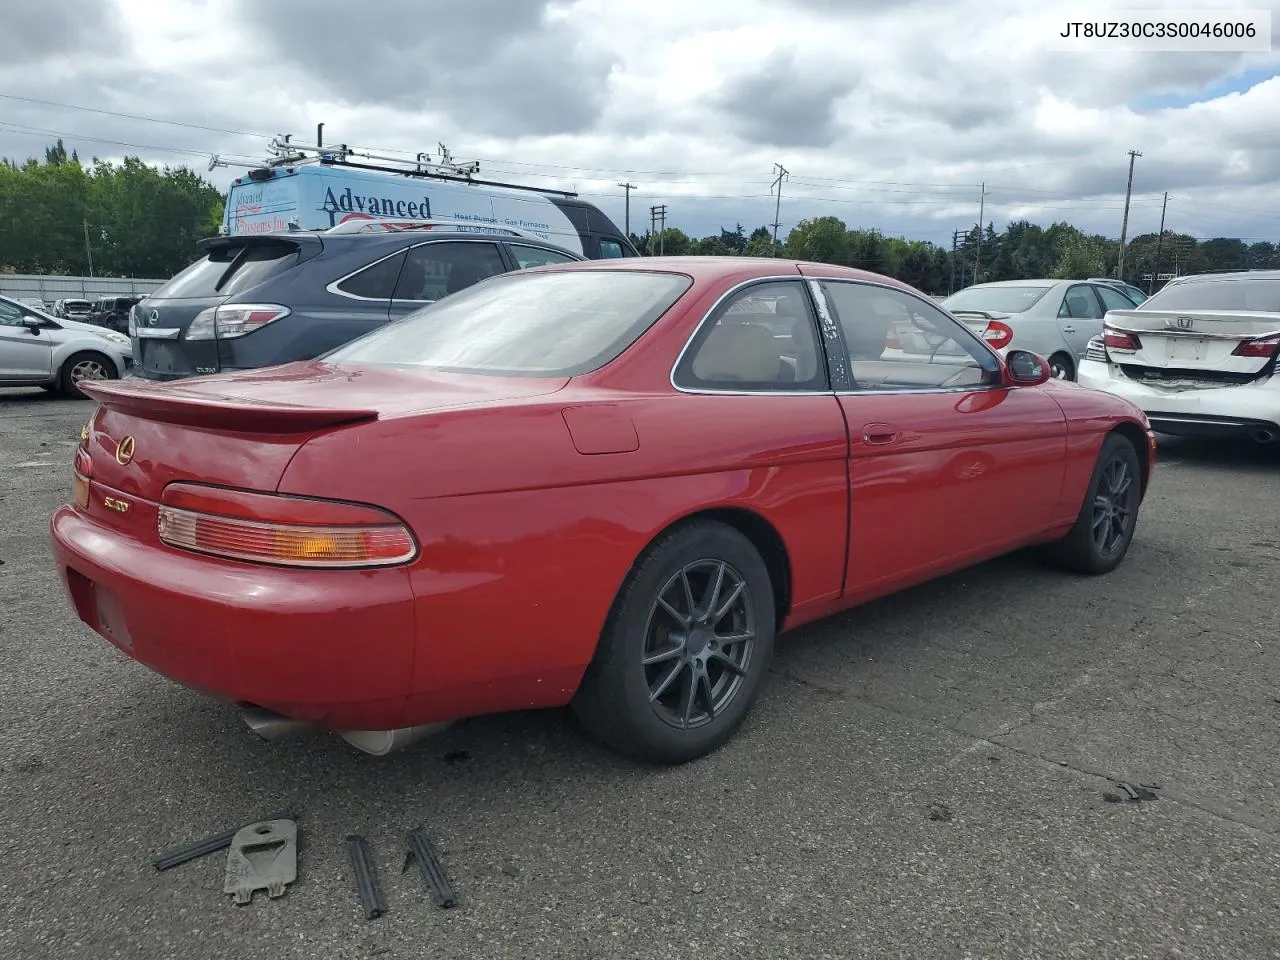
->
[3,0,1278,247]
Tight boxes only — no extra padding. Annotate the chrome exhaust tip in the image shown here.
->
[338,722,454,756]
[238,705,311,741]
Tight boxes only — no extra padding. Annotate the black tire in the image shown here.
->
[60,351,117,399]
[572,520,776,764]
[1048,352,1076,381]
[1042,433,1142,574]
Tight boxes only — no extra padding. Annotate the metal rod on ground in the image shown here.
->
[1117,148,1142,279]
[1150,191,1168,294]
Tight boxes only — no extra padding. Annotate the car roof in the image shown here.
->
[209,229,585,257]
[952,279,1063,289]
[1171,270,1280,282]
[524,255,924,291]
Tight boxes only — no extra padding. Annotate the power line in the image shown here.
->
[0,93,272,140]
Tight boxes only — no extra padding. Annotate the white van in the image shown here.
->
[223,160,639,260]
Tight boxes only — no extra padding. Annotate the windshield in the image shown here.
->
[1142,277,1280,313]
[326,269,693,377]
[941,285,1053,314]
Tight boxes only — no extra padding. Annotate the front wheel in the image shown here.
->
[60,351,117,399]
[1041,433,1142,574]
[572,520,776,764]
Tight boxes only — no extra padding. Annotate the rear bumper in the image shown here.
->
[50,505,418,729]
[1078,359,1280,439]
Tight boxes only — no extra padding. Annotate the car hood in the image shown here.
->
[55,315,127,337]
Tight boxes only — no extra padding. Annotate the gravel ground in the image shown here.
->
[1,387,1277,960]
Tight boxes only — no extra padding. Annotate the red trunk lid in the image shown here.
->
[78,361,569,503]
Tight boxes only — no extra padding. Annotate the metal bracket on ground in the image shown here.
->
[346,835,388,920]
[224,819,298,905]
[405,826,458,908]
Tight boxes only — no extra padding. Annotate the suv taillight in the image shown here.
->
[185,303,291,341]
[1231,335,1280,359]
[157,483,417,568]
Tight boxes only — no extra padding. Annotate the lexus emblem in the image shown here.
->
[115,436,136,466]
[148,309,159,326]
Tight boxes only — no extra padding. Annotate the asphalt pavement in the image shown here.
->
[1,387,1277,960]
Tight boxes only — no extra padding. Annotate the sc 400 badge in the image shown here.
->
[103,496,130,513]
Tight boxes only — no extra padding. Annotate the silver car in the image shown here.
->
[938,279,1140,380]
[0,295,133,398]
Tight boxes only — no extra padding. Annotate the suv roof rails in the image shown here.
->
[323,218,549,241]
[255,136,579,199]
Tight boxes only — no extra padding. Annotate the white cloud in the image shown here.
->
[0,0,1277,246]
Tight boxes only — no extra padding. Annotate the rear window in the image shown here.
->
[1142,277,1280,313]
[152,241,300,299]
[941,285,1053,314]
[326,269,693,377]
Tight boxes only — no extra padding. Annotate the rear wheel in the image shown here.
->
[1048,352,1075,381]
[60,351,116,399]
[1042,433,1142,574]
[572,520,776,764]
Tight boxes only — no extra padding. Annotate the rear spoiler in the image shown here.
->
[78,379,377,433]
[949,310,1010,322]
[197,233,324,256]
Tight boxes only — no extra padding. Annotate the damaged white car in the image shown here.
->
[1077,271,1280,444]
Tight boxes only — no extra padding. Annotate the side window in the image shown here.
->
[674,280,827,391]
[1059,285,1104,319]
[0,301,26,326]
[1095,284,1136,312]
[392,242,507,302]
[598,239,626,259]
[508,244,578,269]
[335,249,407,299]
[819,280,999,391]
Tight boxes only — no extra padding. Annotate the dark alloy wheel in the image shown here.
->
[572,520,776,764]
[1042,433,1143,574]
[643,559,756,730]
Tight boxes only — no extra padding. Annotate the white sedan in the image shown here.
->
[1077,271,1280,444]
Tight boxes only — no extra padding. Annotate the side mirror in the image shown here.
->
[21,314,46,331]
[1004,349,1051,386]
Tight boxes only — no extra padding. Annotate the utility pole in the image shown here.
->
[617,182,635,237]
[950,228,964,292]
[770,162,789,254]
[649,204,667,256]
[1117,148,1142,279]
[1150,190,1168,294]
[83,218,94,277]
[973,183,988,284]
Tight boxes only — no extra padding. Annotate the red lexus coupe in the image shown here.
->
[51,258,1155,764]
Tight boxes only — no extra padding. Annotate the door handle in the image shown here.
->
[1062,325,1076,333]
[862,423,899,445]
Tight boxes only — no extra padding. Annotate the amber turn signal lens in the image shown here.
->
[71,470,89,510]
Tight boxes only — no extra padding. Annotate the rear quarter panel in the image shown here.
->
[277,391,850,720]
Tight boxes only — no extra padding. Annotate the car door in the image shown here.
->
[810,277,1068,601]
[388,240,509,320]
[1056,284,1106,357]
[0,300,55,380]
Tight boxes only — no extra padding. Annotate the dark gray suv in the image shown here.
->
[129,227,586,380]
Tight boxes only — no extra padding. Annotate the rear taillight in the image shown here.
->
[71,448,92,509]
[127,305,138,336]
[185,303,291,341]
[157,483,417,568]
[1103,328,1141,351]
[1231,335,1280,359]
[980,320,1013,349]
